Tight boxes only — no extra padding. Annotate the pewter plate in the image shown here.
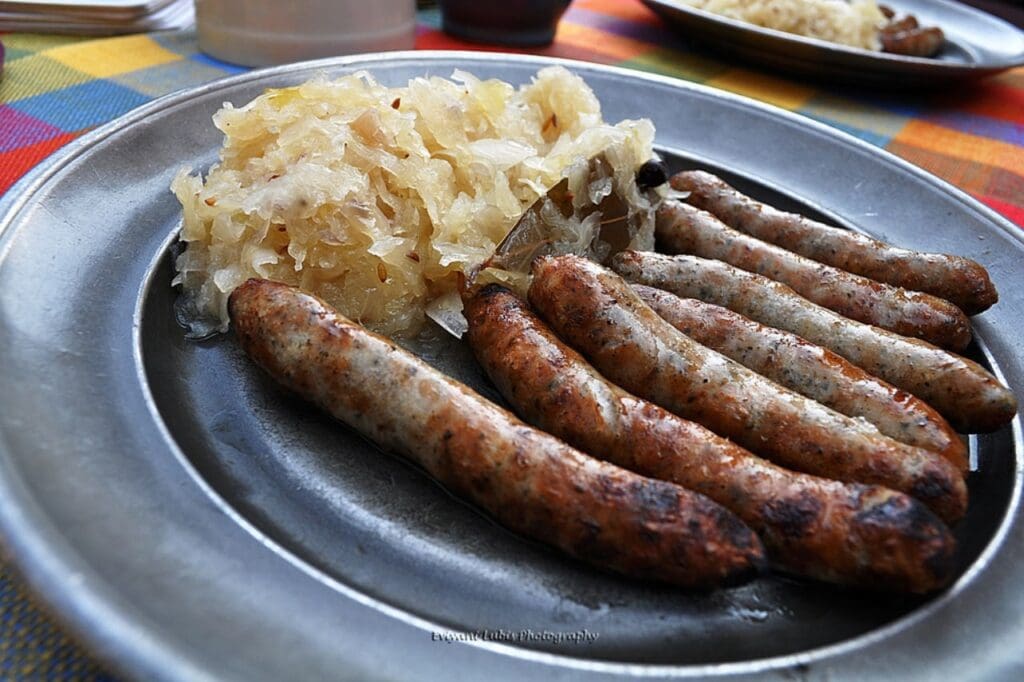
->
[0,52,1022,681]
[642,0,1024,86]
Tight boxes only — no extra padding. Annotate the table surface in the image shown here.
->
[1,1,1023,679]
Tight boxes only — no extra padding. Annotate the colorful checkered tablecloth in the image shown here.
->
[1,1,1022,678]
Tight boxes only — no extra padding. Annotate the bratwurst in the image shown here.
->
[228,278,764,588]
[671,170,997,314]
[465,285,956,592]
[881,26,944,58]
[529,255,967,523]
[655,201,971,350]
[612,250,1017,434]
[633,284,967,473]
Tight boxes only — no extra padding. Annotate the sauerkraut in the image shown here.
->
[172,67,660,339]
[681,0,886,50]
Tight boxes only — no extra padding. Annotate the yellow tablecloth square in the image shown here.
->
[44,34,182,79]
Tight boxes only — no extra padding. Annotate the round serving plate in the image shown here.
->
[641,0,1024,87]
[0,52,1021,681]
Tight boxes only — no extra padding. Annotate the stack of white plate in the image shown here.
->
[0,0,194,35]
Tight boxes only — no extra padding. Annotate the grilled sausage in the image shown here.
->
[656,201,971,350]
[633,284,968,473]
[465,285,956,592]
[671,170,997,314]
[529,256,967,523]
[882,26,944,58]
[612,251,1017,434]
[228,278,764,588]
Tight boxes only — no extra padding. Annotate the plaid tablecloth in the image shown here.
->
[1,1,1022,678]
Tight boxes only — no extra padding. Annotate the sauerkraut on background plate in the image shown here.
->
[172,66,661,339]
[679,0,887,51]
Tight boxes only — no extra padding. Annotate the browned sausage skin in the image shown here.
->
[656,201,972,351]
[672,170,997,315]
[465,285,956,592]
[530,255,967,523]
[881,26,944,58]
[228,278,764,588]
[633,284,968,473]
[612,250,1017,434]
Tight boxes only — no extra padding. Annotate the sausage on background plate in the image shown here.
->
[882,26,945,58]
[612,250,1017,434]
[530,255,967,523]
[671,170,997,315]
[228,278,765,588]
[465,285,956,593]
[656,201,971,351]
[633,284,967,473]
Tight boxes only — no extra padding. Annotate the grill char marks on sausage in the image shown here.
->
[531,255,967,523]
[632,284,967,473]
[464,284,957,592]
[655,200,972,351]
[228,278,765,588]
[612,249,1016,434]
[671,170,996,315]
